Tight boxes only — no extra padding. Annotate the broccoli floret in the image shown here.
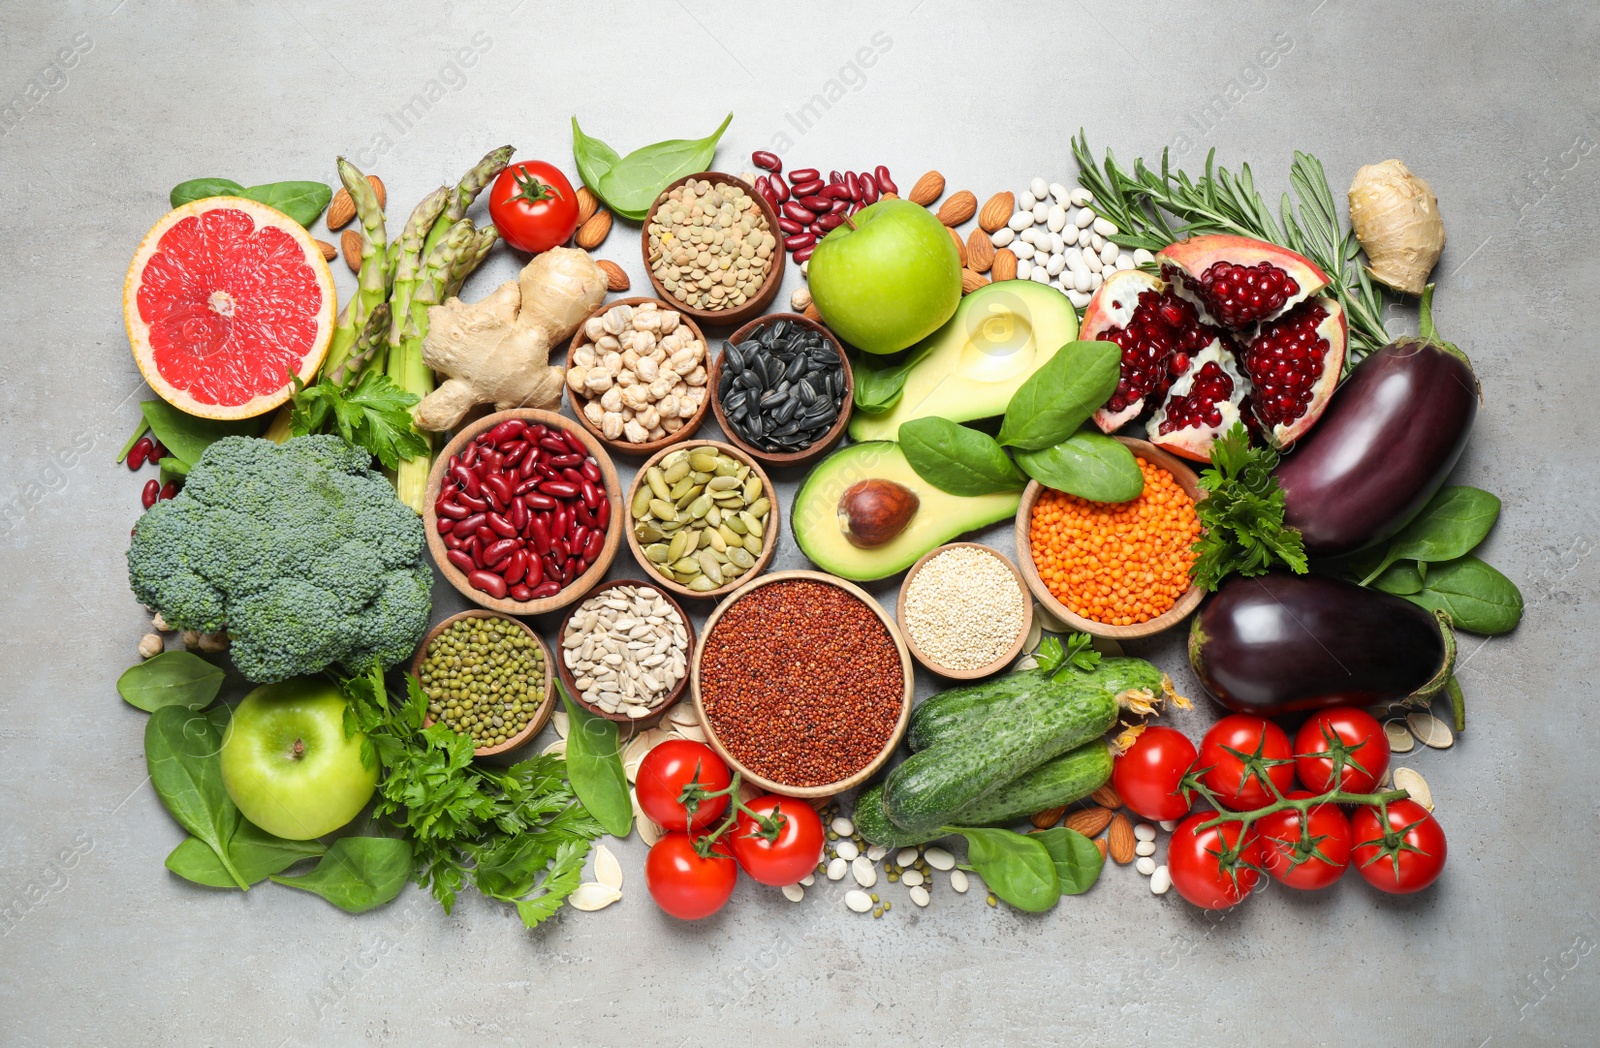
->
[127,434,433,683]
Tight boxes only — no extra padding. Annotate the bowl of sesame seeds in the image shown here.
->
[690,570,913,798]
[896,543,1033,679]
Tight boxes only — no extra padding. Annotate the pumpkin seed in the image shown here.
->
[1406,711,1453,749]
[649,499,677,521]
[1392,766,1433,811]
[1383,719,1416,754]
[647,467,671,502]
[631,445,771,589]
[631,487,654,519]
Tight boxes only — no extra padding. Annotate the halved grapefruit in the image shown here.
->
[124,197,336,420]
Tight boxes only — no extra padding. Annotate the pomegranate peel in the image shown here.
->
[1158,234,1329,329]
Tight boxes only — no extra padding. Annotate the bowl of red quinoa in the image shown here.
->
[690,570,913,798]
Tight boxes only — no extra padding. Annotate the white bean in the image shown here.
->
[990,227,1015,247]
[924,847,955,871]
[1016,258,1034,280]
[845,889,873,913]
[1013,241,1035,261]
[1046,205,1067,232]
[1069,185,1094,205]
[1114,254,1135,271]
[1019,227,1039,246]
[1089,270,1103,290]
[1029,176,1049,199]
[1019,190,1036,211]
[1067,288,1092,308]
[1074,207,1096,229]
[835,839,859,861]
[1073,270,1091,293]
[1100,241,1120,265]
[832,817,855,836]
[1045,253,1066,276]
[851,855,877,887]
[1091,232,1105,252]
[1134,823,1157,842]
[1049,182,1071,204]
[1048,231,1065,255]
[1084,248,1102,274]
[1135,840,1156,857]
[1093,216,1119,237]
[1030,267,1050,284]
[896,848,920,867]
[827,857,848,881]
[1031,202,1048,223]
[782,883,805,902]
[1150,866,1172,894]
[1158,819,1177,832]
[1133,248,1156,266]
[949,869,970,893]
[1007,210,1032,232]
[909,885,931,908]
[1135,856,1157,876]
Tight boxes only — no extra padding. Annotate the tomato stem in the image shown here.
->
[1193,784,1411,835]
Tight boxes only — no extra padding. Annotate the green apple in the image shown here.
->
[220,677,377,841]
[807,198,962,355]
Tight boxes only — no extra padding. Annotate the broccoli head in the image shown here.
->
[127,434,433,683]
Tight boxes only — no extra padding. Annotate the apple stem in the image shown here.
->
[841,212,857,232]
[292,738,305,759]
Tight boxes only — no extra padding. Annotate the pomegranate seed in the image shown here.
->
[1195,260,1299,327]
[1241,301,1331,429]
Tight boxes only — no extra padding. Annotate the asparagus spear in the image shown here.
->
[420,145,513,262]
[327,301,392,387]
[444,226,500,301]
[386,186,452,348]
[321,158,389,383]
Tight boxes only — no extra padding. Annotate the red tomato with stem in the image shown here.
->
[1350,799,1447,894]
[1198,714,1296,811]
[488,160,580,254]
[1112,725,1197,821]
[635,740,731,833]
[1167,813,1264,910]
[1257,790,1352,890]
[1294,707,1390,794]
[644,833,738,919]
[729,795,826,887]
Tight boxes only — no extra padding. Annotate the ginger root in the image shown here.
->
[414,247,608,431]
[1349,160,1445,296]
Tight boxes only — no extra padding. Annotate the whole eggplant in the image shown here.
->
[1189,572,1453,716]
[1277,286,1479,556]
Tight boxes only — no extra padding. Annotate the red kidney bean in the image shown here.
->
[509,497,528,531]
[436,517,455,536]
[446,549,475,574]
[476,526,495,546]
[582,529,605,562]
[529,580,561,599]
[128,436,152,471]
[829,198,851,215]
[539,436,569,455]
[818,212,846,232]
[519,452,540,480]
[459,442,480,468]
[540,480,579,499]
[574,500,597,529]
[571,525,591,554]
[595,497,611,531]
[503,548,529,586]
[501,442,528,468]
[450,463,480,497]
[860,174,879,204]
[488,419,527,443]
[468,571,507,599]
[525,491,556,511]
[543,556,562,584]
[437,498,469,520]
[790,179,824,197]
[846,172,862,201]
[562,558,580,584]
[141,479,160,508]
[509,583,535,602]
[772,179,790,204]
[483,538,518,567]
[821,183,854,201]
[781,201,816,224]
[483,489,505,515]
[754,175,775,205]
[752,150,782,173]
[789,168,819,184]
[550,538,569,566]
[548,453,583,469]
[457,491,488,513]
[874,166,897,194]
[777,217,804,236]
[580,479,601,508]
[793,245,816,263]
[784,232,817,251]
[561,467,586,487]
[580,459,601,484]
[552,504,570,541]
[482,473,513,505]
[563,431,588,456]
[443,531,467,550]
[148,441,165,464]
[828,170,845,185]
[487,512,517,539]
[456,512,488,536]
[528,514,552,554]
[799,194,831,212]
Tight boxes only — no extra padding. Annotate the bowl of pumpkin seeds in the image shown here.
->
[624,439,779,600]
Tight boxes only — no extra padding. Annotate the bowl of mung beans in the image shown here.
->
[1014,437,1206,640]
[896,542,1033,679]
[412,611,555,758]
[623,439,779,601]
[640,172,784,329]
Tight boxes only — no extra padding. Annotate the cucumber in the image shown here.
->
[883,676,1120,834]
[907,657,1167,751]
[854,742,1113,848]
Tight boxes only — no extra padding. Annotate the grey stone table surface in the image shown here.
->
[2,2,1596,1046]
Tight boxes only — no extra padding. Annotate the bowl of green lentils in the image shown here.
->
[411,610,556,758]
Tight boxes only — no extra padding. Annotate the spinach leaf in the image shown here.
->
[1403,555,1524,635]
[997,340,1120,450]
[898,417,1025,495]
[1369,560,1425,595]
[271,837,412,913]
[1015,428,1143,502]
[1360,486,1501,584]
[170,177,245,208]
[240,181,334,227]
[139,400,260,468]
[851,345,932,413]
[1029,826,1105,895]
[589,113,734,221]
[946,827,1060,912]
[166,819,325,888]
[145,705,248,889]
[117,651,224,713]
[571,117,622,193]
[558,683,632,837]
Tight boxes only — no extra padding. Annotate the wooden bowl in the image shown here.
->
[564,296,712,457]
[622,439,780,601]
[709,312,855,470]
[1013,437,1206,640]
[639,172,785,329]
[422,408,622,617]
[896,542,1033,679]
[554,578,697,729]
[690,570,913,798]
[411,610,556,759]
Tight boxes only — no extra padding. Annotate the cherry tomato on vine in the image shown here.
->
[644,833,737,919]
[1198,714,1295,811]
[635,740,731,833]
[1257,791,1352,890]
[1112,725,1197,821]
[1350,799,1447,894]
[1167,814,1264,910]
[487,160,580,254]
[729,795,826,887]
[1294,707,1390,794]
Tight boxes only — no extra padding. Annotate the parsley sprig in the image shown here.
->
[290,367,430,471]
[1189,424,1308,590]
[1034,633,1104,676]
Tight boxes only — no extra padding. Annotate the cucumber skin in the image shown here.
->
[883,678,1117,835]
[907,658,1164,752]
[854,743,1113,849]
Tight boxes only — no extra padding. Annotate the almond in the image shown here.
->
[575,209,612,250]
[575,186,598,226]
[991,248,1018,282]
[803,302,823,324]
[1108,813,1136,864]
[960,267,990,294]
[978,191,1015,233]
[340,228,362,272]
[937,190,978,227]
[908,170,945,207]
[1064,806,1115,838]
[326,175,384,231]
[367,174,386,210]
[313,239,338,263]
[966,228,995,273]
[1090,783,1123,809]
[948,226,967,266]
[1030,805,1068,830]
[1094,837,1108,859]
[596,259,629,292]
[879,191,899,201]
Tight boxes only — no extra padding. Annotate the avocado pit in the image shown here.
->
[839,480,919,549]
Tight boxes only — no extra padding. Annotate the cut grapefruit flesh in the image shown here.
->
[124,197,336,420]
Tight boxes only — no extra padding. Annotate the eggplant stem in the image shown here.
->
[1446,675,1466,733]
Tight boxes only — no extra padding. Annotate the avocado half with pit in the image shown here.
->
[791,441,1022,581]
[849,279,1079,442]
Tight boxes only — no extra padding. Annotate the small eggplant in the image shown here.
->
[1276,286,1479,557]
[1189,572,1454,716]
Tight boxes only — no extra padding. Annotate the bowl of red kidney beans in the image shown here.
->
[423,409,623,616]
[749,151,898,265]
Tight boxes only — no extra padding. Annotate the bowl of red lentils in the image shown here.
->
[691,570,913,798]
[1014,437,1206,640]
